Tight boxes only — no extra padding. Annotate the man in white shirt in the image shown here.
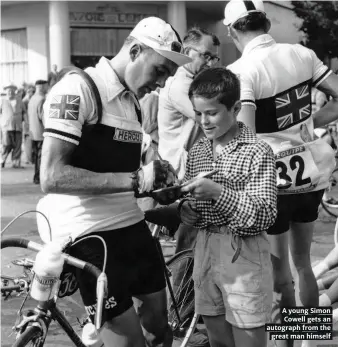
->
[158,27,220,181]
[38,17,191,347]
[224,1,338,346]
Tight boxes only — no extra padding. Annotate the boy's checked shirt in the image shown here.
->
[184,122,277,237]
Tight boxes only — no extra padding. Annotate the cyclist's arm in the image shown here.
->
[40,75,133,195]
[227,63,257,133]
[40,137,133,195]
[313,73,338,128]
[237,104,256,134]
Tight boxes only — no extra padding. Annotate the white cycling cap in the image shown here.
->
[223,0,266,26]
[130,17,192,67]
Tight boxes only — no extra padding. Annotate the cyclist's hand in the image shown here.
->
[180,200,200,226]
[150,187,182,205]
[137,160,178,193]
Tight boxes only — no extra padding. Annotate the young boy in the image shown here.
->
[179,67,277,347]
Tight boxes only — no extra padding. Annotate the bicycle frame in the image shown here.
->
[16,297,86,347]
[152,224,182,324]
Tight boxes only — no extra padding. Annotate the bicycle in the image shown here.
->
[151,224,199,347]
[1,228,198,347]
[1,258,33,300]
[1,237,108,347]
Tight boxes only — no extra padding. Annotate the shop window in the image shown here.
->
[0,29,28,88]
[70,28,131,69]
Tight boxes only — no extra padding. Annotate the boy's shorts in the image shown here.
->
[69,220,166,323]
[193,226,273,329]
[267,190,324,235]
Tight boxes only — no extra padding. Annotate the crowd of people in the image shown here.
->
[3,1,338,347]
[0,65,57,183]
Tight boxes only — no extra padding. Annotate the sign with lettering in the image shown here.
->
[69,12,155,26]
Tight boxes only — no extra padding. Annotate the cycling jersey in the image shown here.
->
[37,57,144,243]
[228,34,335,194]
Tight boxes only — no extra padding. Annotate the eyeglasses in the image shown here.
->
[144,35,183,53]
[189,47,220,64]
[170,41,183,53]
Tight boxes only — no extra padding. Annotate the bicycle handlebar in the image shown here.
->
[1,237,107,329]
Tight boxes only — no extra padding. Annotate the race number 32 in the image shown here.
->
[275,145,318,192]
[276,155,311,188]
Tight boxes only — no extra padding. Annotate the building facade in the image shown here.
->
[1,1,305,88]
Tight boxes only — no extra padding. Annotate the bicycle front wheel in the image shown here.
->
[166,249,199,347]
[12,326,44,347]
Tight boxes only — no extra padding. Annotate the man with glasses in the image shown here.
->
[37,17,191,347]
[158,27,220,183]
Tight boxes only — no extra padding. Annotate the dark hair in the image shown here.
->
[183,27,220,47]
[17,88,26,99]
[188,67,240,110]
[35,80,48,86]
[232,12,270,33]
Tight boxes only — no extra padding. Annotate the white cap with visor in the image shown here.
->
[130,17,192,67]
[223,0,266,26]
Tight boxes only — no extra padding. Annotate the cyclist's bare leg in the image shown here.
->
[202,315,235,347]
[289,221,318,308]
[268,232,295,347]
[134,288,173,347]
[100,306,146,347]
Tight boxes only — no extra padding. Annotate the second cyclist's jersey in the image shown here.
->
[228,34,335,194]
[37,57,144,243]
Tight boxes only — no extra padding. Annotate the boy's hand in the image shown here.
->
[180,200,200,226]
[181,178,222,201]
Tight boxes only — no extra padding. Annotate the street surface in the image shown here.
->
[2,164,338,346]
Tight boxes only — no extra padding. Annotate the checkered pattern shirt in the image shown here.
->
[183,122,277,236]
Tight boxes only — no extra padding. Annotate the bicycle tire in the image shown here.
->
[12,325,44,347]
[334,218,338,246]
[321,167,338,218]
[166,249,200,347]
[321,200,338,218]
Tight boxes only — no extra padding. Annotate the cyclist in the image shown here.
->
[37,17,191,347]
[180,67,277,347]
[224,1,338,346]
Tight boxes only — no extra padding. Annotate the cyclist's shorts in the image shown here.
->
[267,189,324,235]
[193,228,273,328]
[69,220,166,323]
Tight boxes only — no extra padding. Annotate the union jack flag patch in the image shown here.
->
[49,95,80,120]
[275,81,311,131]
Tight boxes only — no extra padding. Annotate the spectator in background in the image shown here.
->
[28,80,48,184]
[0,84,26,168]
[47,64,58,90]
[16,87,26,101]
[158,27,220,182]
[22,84,36,163]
